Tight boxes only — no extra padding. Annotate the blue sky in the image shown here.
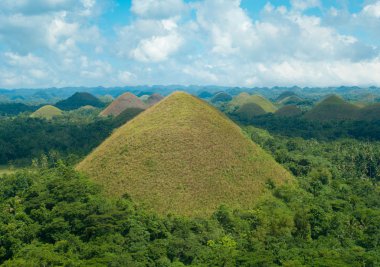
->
[0,0,380,88]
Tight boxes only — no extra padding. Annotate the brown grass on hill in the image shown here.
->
[100,92,147,117]
[77,91,293,217]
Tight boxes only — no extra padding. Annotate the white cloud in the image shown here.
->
[131,0,186,19]
[118,71,136,84]
[131,34,183,62]
[290,0,321,11]
[362,1,380,18]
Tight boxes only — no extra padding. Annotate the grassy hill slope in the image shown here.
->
[30,105,63,119]
[228,93,277,113]
[304,95,360,121]
[100,92,147,117]
[78,92,293,217]
[234,103,266,122]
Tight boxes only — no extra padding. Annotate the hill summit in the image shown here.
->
[100,92,147,117]
[78,92,292,216]
[55,92,104,110]
[304,94,359,121]
[30,105,62,119]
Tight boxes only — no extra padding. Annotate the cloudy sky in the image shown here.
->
[0,0,380,88]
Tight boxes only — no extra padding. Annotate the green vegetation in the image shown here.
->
[228,93,277,113]
[0,103,38,116]
[0,130,379,265]
[0,116,115,166]
[243,114,380,140]
[304,95,360,121]
[0,165,16,176]
[358,103,380,121]
[275,105,303,117]
[30,105,63,119]
[100,92,147,117]
[55,92,104,111]
[78,92,293,216]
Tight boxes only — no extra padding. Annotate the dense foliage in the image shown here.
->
[239,114,380,141]
[0,103,38,116]
[0,116,114,166]
[0,128,379,265]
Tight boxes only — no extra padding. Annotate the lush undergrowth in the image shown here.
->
[0,131,379,266]
[0,117,114,166]
[239,114,380,141]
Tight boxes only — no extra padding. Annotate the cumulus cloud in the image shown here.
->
[1,0,380,88]
[362,1,380,18]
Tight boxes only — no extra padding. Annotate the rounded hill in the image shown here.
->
[100,92,147,117]
[55,92,104,110]
[228,93,277,113]
[77,92,293,217]
[30,105,62,119]
[234,103,266,122]
[276,91,298,101]
[303,95,360,121]
[211,92,233,103]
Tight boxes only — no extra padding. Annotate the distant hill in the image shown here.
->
[303,95,360,121]
[55,92,104,110]
[276,91,298,101]
[210,92,233,103]
[197,91,214,99]
[77,92,293,217]
[228,93,277,113]
[146,93,164,106]
[358,103,380,121]
[278,95,304,106]
[100,93,147,117]
[275,105,303,117]
[30,105,63,119]
[234,103,266,122]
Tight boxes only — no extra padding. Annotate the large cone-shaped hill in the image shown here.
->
[30,105,62,119]
[100,92,147,117]
[304,95,359,121]
[78,92,293,217]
